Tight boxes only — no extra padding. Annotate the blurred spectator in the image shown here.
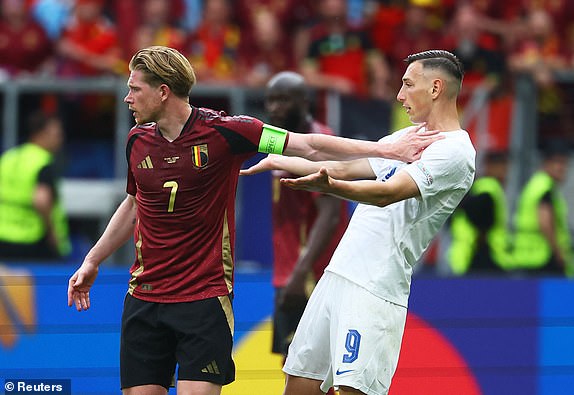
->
[521,0,574,41]
[237,8,295,88]
[441,2,507,102]
[235,0,314,65]
[0,0,57,142]
[110,0,184,61]
[0,111,71,261]
[513,140,573,276]
[55,0,124,77]
[440,1,514,155]
[367,0,406,59]
[385,2,442,90]
[455,0,523,47]
[366,0,410,131]
[447,150,513,275]
[185,0,241,85]
[508,8,567,88]
[30,0,73,40]
[347,0,371,26]
[55,0,124,177]
[180,0,203,33]
[109,0,138,59]
[301,0,390,99]
[507,8,570,145]
[300,0,392,139]
[0,0,54,78]
[131,0,185,55]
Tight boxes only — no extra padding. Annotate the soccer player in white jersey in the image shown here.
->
[241,50,476,395]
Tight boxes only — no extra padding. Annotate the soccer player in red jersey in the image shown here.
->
[265,72,349,363]
[67,46,440,395]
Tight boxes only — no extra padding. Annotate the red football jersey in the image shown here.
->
[125,107,264,303]
[271,121,349,287]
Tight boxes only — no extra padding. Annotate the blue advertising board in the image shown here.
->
[1,265,573,394]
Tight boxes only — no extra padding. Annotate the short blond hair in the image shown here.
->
[129,46,196,98]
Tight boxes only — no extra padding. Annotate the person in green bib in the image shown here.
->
[448,150,514,274]
[0,111,71,261]
[513,140,573,276]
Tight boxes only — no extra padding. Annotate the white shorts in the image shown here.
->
[283,272,407,395]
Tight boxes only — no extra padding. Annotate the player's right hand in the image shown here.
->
[239,155,277,175]
[392,122,443,163]
[67,262,99,311]
[279,272,308,311]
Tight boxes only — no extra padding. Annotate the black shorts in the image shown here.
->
[120,293,235,390]
[271,288,307,356]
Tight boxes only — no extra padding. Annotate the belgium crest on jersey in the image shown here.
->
[191,144,208,168]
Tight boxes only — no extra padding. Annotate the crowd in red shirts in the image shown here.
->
[2,0,573,88]
[1,0,574,151]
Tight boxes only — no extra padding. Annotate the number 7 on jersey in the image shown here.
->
[163,181,178,212]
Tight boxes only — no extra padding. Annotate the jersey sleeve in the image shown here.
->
[367,132,402,179]
[212,115,267,155]
[214,114,292,156]
[126,163,136,195]
[125,128,139,196]
[403,138,473,200]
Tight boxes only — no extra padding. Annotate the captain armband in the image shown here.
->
[259,124,288,155]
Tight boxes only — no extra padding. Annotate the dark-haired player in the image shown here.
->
[243,50,476,395]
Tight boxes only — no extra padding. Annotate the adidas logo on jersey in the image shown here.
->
[137,155,154,169]
[201,360,220,375]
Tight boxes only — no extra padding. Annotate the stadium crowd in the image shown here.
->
[0,2,573,89]
[2,0,574,142]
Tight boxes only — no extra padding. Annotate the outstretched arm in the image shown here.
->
[282,168,420,207]
[67,195,137,311]
[283,123,440,163]
[241,155,375,180]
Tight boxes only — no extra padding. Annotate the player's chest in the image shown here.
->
[130,138,231,190]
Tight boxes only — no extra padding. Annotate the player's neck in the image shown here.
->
[426,106,461,132]
[425,119,461,132]
[157,103,192,142]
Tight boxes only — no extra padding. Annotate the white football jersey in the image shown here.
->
[325,127,476,307]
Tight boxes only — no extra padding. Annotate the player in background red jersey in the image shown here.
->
[265,72,349,360]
